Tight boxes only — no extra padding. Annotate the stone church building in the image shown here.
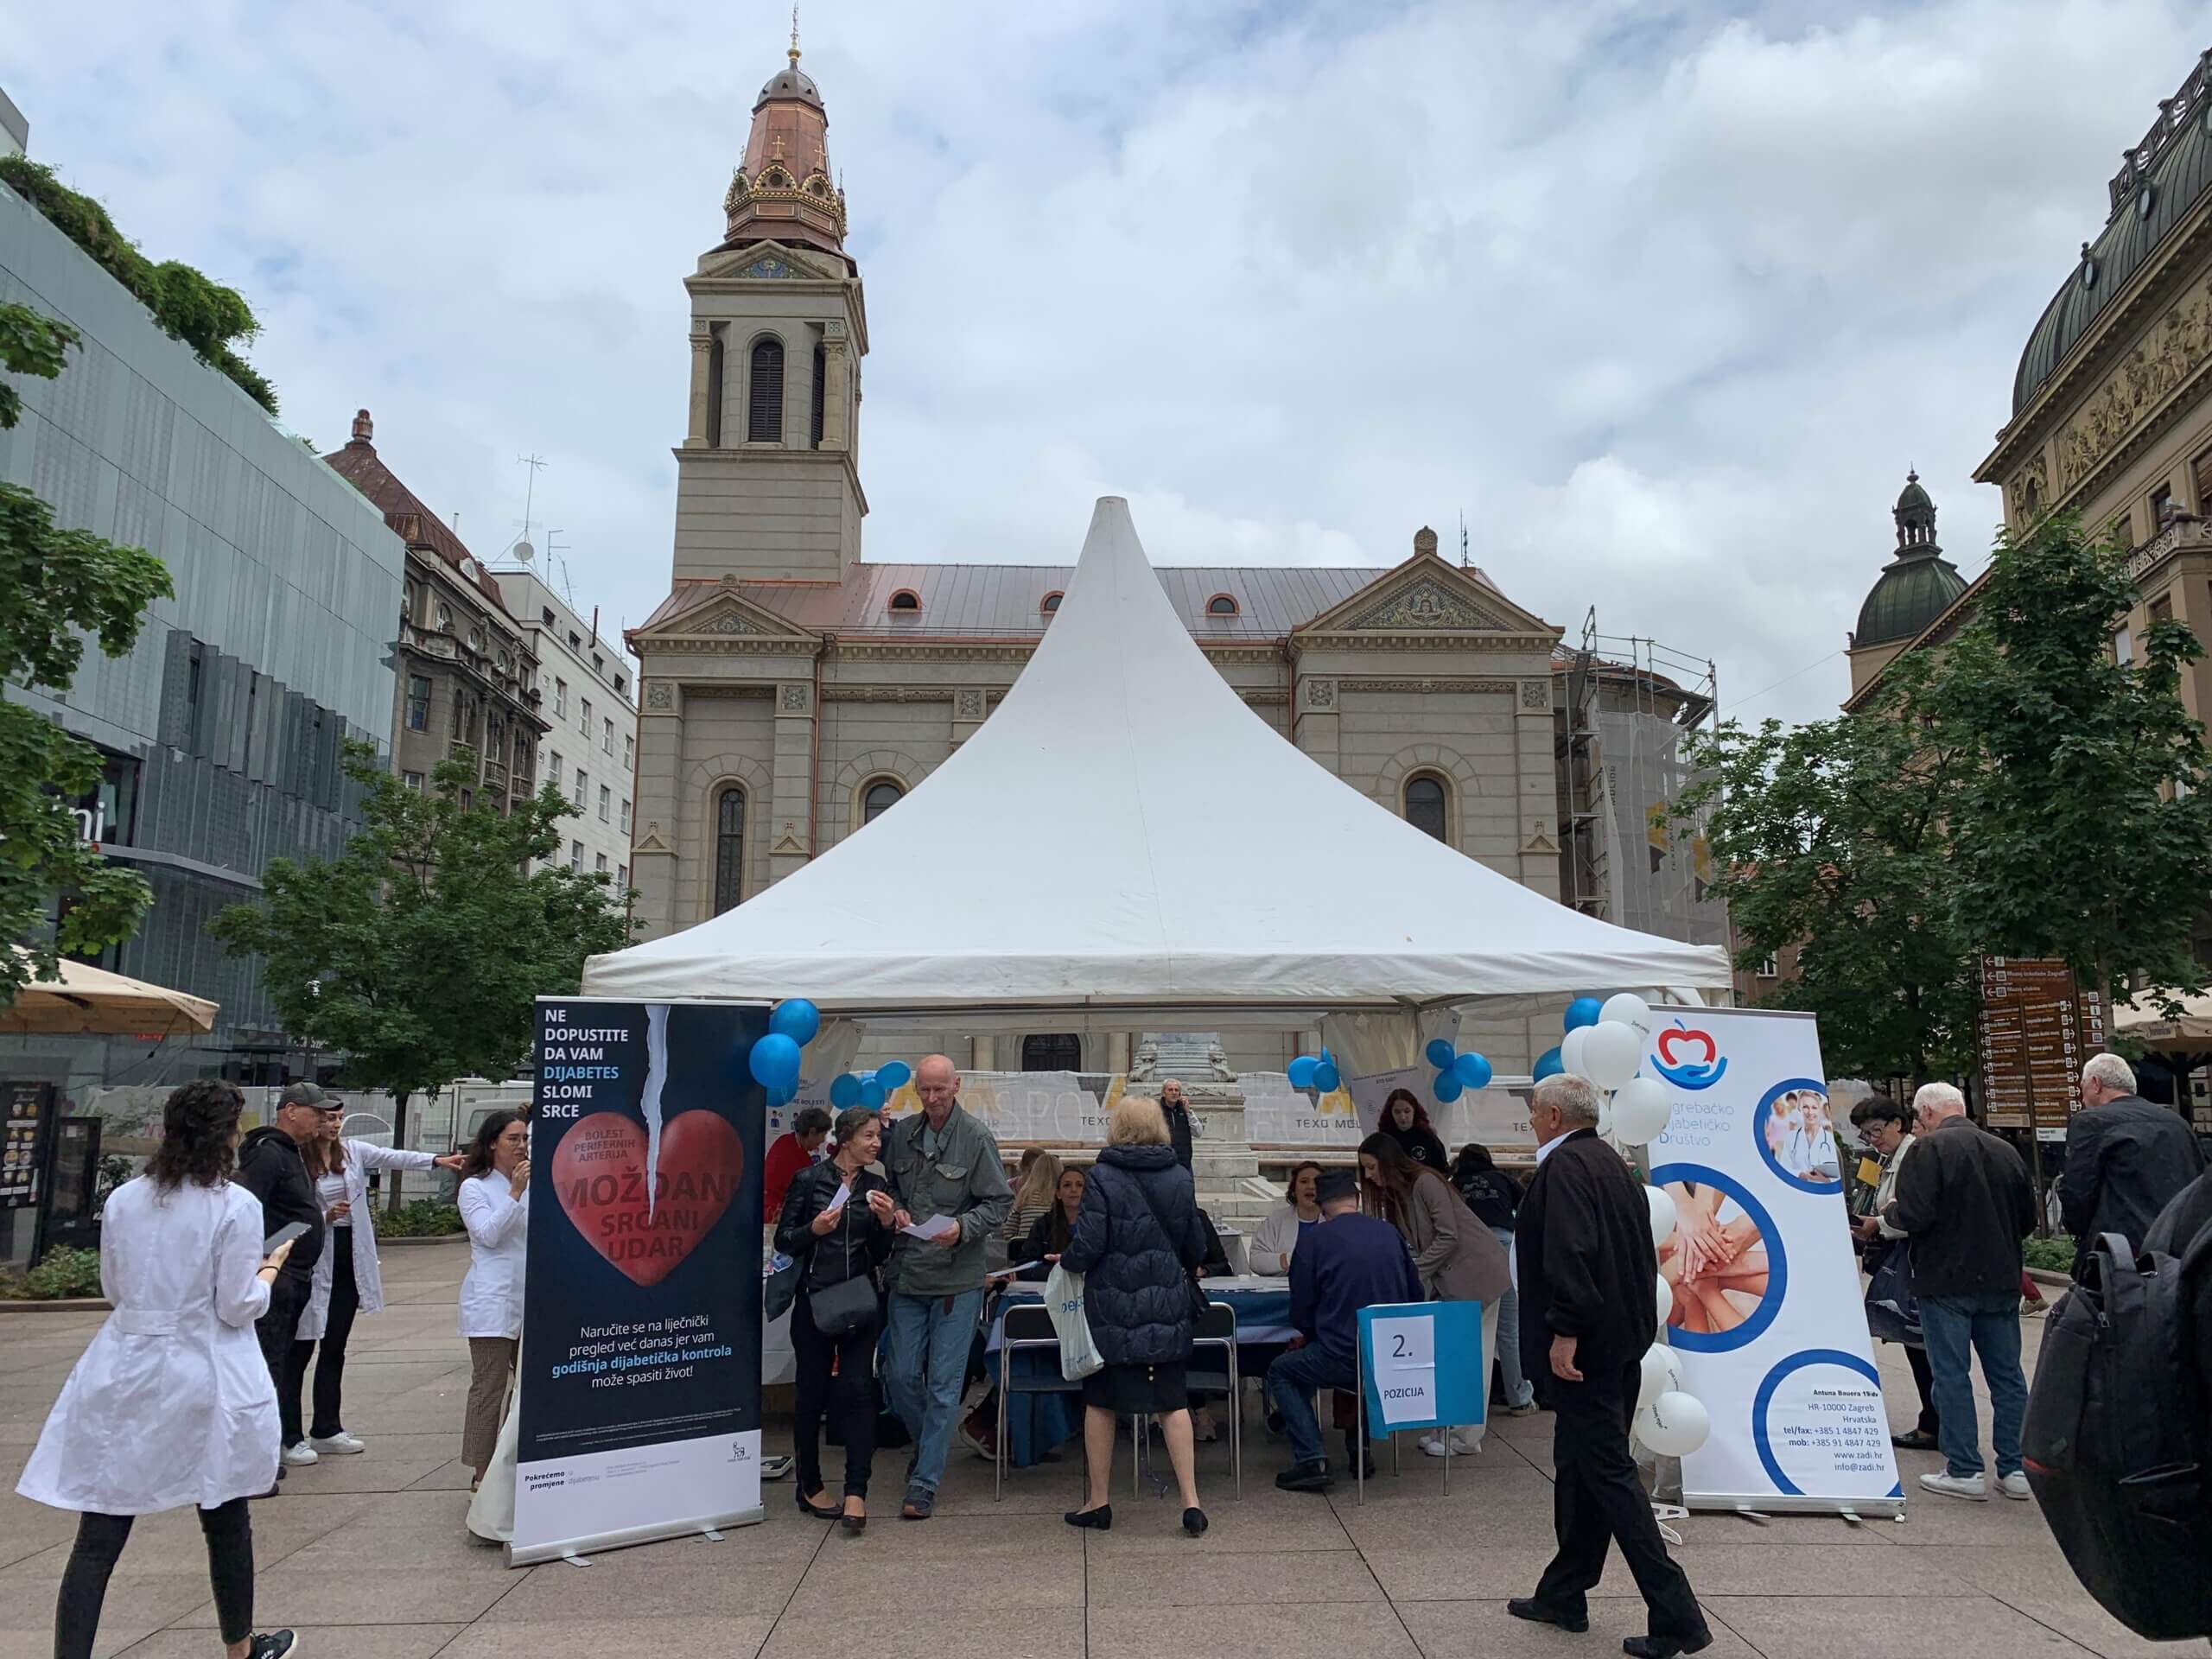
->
[627,38,1608,1073]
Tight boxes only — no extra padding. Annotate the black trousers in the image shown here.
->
[1904,1343,1940,1437]
[257,1272,310,1448]
[56,1501,253,1659]
[792,1293,878,1500]
[1534,1359,1708,1644]
[284,1229,360,1441]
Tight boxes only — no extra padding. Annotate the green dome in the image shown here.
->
[1856,553,1967,647]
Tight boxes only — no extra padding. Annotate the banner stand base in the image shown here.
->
[507,1504,766,1568]
[1684,1492,1905,1521]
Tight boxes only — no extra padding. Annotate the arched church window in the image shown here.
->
[810,343,826,448]
[706,328,726,447]
[1405,774,1448,842]
[747,338,784,442]
[862,779,903,824]
[713,785,747,915]
[1021,1034,1082,1072]
[887,590,921,613]
[1040,591,1064,614]
[1205,594,1240,616]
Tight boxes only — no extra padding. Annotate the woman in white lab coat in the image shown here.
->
[18,1081,298,1659]
[457,1109,530,1487]
[283,1114,464,1462]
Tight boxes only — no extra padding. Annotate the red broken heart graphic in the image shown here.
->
[550,1109,744,1287]
[1656,1027,1717,1068]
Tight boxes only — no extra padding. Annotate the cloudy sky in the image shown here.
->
[10,0,2203,724]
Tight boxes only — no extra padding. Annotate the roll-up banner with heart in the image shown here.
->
[511,998,770,1566]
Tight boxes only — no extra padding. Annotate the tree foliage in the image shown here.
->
[211,743,633,1114]
[1681,652,1976,1084]
[0,155,276,414]
[0,301,174,1006]
[1934,514,2212,1004]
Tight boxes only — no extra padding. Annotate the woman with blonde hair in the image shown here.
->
[1059,1095,1211,1535]
[1003,1147,1065,1242]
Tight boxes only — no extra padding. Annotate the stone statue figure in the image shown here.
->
[1205,1041,1238,1083]
[1128,1039,1160,1083]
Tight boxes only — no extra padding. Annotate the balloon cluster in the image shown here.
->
[1548,991,1712,1460]
[1287,1047,1341,1094]
[829,1059,914,1111]
[1421,1039,1492,1103]
[748,999,821,1105]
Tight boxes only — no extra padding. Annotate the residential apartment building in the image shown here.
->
[500,567,639,887]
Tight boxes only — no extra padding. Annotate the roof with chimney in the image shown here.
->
[323,410,512,615]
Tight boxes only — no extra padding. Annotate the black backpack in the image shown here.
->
[2022,1223,2212,1640]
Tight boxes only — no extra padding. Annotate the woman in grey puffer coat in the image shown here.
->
[1058,1095,1209,1536]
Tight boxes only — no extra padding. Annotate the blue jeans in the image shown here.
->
[1919,1290,2026,1479]
[1491,1226,1535,1409]
[1266,1343,1355,1467]
[883,1288,983,1500]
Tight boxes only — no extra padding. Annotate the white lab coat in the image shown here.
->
[458,1171,527,1339]
[299,1141,440,1341]
[18,1178,277,1513]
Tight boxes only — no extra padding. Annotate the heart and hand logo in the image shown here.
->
[1651,1024,1727,1091]
[550,1110,744,1287]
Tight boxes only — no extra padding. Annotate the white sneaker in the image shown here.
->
[309,1432,365,1456]
[1997,1471,2031,1501]
[1419,1432,1484,1458]
[1918,1470,1987,1501]
[280,1441,320,1467]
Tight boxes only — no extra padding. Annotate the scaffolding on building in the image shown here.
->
[1556,613,1726,954]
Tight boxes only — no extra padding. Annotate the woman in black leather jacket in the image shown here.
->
[773,1106,896,1532]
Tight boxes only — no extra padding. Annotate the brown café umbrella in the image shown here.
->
[1,948,218,1038]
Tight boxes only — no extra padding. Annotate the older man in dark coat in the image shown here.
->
[1511,1074,1710,1659]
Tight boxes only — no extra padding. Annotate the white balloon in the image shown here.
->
[1637,1344,1683,1413]
[1600,992,1655,1042]
[1582,1021,1643,1091]
[1638,1389,1711,1458]
[1560,1026,1591,1077]
[1613,1077,1674,1146]
[1655,1271,1675,1332]
[1644,1182,1676,1248]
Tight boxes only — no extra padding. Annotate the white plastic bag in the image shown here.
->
[1043,1262,1103,1381]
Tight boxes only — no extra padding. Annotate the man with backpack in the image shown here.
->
[1881,1082,2036,1502]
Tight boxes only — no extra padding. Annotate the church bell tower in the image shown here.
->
[671,25,867,582]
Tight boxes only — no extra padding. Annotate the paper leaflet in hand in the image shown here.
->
[823,1181,850,1216]
[899,1212,959,1241]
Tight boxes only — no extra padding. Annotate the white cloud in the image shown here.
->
[5,0,2203,722]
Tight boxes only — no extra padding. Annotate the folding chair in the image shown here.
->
[1185,1300,1242,1499]
[995,1301,1084,1500]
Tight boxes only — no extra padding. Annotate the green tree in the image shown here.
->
[211,742,632,1203]
[1679,652,1976,1084]
[1,300,175,1006]
[1932,513,2212,1005]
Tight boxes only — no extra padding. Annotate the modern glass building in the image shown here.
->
[1,179,404,1111]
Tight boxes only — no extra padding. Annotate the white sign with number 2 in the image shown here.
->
[1370,1313,1438,1427]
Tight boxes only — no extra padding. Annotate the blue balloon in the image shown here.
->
[1564,997,1603,1032]
[1424,1038,1455,1070]
[1287,1055,1319,1089]
[1313,1060,1341,1093]
[878,1059,912,1090]
[770,998,821,1046]
[1533,1046,1565,1081]
[829,1073,861,1109]
[861,1077,887,1109]
[1452,1051,1493,1090]
[749,1033,802,1092]
[1433,1071,1464,1103]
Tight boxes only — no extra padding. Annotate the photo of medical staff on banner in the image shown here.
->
[1642,1007,1903,1512]
[514,998,771,1561]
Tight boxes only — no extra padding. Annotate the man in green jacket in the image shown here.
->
[880,1054,1012,1519]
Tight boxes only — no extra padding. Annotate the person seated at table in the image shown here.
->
[1267,1168,1423,1492]
[1011,1165,1085,1280]
[1004,1148,1065,1242]
[1249,1161,1325,1276]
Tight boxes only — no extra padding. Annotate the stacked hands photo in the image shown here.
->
[1658,1181,1772,1336]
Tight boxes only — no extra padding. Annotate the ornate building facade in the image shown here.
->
[629,41,1607,1073]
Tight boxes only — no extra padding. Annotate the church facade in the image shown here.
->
[627,40,1586,1073]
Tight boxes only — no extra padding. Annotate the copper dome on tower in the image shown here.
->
[1854,472,1967,648]
[721,25,848,259]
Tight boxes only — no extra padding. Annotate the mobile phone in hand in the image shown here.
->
[263,1221,311,1256]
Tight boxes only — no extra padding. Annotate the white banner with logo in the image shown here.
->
[1643,1007,1903,1515]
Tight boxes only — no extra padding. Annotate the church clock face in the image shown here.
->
[742,257,793,280]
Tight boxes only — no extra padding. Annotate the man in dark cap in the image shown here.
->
[236,1082,333,1486]
[1264,1166,1422,1491]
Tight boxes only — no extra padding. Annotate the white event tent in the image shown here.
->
[582,499,1732,1026]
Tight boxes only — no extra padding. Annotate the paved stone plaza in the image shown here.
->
[2,1247,2196,1659]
